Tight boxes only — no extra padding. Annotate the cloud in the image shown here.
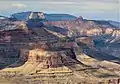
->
[0,0,118,11]
[11,3,27,8]
[0,0,119,21]
[27,0,118,11]
[29,0,119,12]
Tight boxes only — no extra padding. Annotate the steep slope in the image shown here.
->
[0,12,120,84]
[1,38,120,84]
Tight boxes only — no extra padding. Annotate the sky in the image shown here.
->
[0,0,120,21]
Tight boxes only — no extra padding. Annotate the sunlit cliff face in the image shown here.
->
[86,28,102,36]
[27,49,64,68]
[29,49,46,57]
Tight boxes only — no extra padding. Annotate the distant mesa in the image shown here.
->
[10,11,77,21]
[44,13,77,21]
[11,11,45,21]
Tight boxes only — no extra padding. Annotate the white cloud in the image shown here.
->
[0,0,119,21]
[11,3,27,8]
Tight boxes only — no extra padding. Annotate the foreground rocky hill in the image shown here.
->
[0,12,120,84]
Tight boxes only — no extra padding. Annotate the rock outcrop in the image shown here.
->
[28,49,63,68]
[28,12,45,19]
[27,48,77,69]
[0,12,120,84]
[44,20,120,44]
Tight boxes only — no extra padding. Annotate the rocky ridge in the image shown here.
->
[0,12,120,84]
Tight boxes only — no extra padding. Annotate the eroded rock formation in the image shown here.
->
[28,48,77,69]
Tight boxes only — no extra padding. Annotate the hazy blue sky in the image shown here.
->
[0,0,119,21]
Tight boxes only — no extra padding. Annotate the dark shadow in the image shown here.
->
[27,19,46,28]
[96,74,119,78]
[0,49,21,69]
